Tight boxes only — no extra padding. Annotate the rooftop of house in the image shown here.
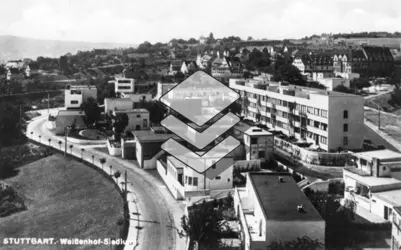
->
[57,110,85,116]
[352,149,401,162]
[113,108,149,114]
[230,77,359,97]
[133,130,182,143]
[66,85,97,90]
[233,121,252,134]
[344,170,401,187]
[248,172,323,222]
[373,189,401,207]
[244,126,272,136]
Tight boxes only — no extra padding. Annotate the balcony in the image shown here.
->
[344,166,372,176]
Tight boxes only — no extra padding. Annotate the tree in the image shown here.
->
[82,97,101,127]
[112,113,129,141]
[267,236,324,250]
[304,190,356,248]
[188,38,198,44]
[58,141,62,150]
[140,101,167,124]
[81,148,85,159]
[247,36,253,41]
[181,201,227,248]
[0,101,21,146]
[69,144,73,154]
[333,85,353,94]
[48,138,51,146]
[100,158,106,170]
[109,165,113,175]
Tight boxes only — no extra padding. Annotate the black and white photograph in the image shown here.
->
[1,0,401,249]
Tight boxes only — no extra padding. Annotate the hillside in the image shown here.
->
[0,35,136,61]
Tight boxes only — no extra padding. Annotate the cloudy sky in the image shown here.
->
[0,0,400,44]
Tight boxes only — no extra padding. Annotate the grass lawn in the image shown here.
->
[365,109,401,145]
[0,154,124,250]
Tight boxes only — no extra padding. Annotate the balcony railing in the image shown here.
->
[344,166,371,176]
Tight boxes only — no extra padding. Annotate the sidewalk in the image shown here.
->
[364,119,401,152]
[27,113,187,250]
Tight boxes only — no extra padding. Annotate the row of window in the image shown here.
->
[117,86,132,90]
[244,92,329,119]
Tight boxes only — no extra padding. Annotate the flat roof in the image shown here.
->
[353,149,401,161]
[133,130,182,143]
[233,121,252,134]
[69,85,96,89]
[345,170,401,187]
[114,108,149,114]
[244,126,272,136]
[373,189,401,207]
[248,172,323,221]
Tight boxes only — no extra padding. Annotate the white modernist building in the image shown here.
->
[113,108,150,132]
[157,154,234,201]
[392,207,401,250]
[64,85,97,109]
[229,78,365,152]
[343,149,401,222]
[114,78,135,95]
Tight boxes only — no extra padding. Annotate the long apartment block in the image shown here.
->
[229,78,365,152]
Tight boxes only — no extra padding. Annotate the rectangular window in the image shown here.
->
[314,108,319,116]
[307,107,313,114]
[343,136,348,146]
[70,100,79,104]
[185,176,188,184]
[320,136,327,145]
[283,101,287,107]
[251,138,258,144]
[343,124,348,132]
[117,86,131,90]
[215,176,221,180]
[321,110,328,118]
[143,119,148,128]
[344,110,348,119]
[188,177,192,185]
[258,151,265,158]
[193,177,198,186]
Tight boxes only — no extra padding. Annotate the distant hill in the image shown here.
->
[0,35,136,62]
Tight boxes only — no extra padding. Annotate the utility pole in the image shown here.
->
[378,106,381,130]
[124,170,128,198]
[64,127,67,156]
[47,93,50,114]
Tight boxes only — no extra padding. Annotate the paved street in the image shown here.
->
[27,115,187,250]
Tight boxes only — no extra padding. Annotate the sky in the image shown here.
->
[0,0,400,45]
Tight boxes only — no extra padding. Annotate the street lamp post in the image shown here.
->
[64,125,72,156]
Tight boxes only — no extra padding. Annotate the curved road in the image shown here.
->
[27,114,186,250]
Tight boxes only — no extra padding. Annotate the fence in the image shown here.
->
[274,137,350,166]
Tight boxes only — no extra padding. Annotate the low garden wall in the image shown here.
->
[274,137,350,166]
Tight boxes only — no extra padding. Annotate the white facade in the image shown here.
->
[115,78,135,94]
[243,127,274,162]
[229,78,365,151]
[292,57,305,73]
[156,82,178,99]
[392,209,401,250]
[113,109,150,132]
[343,150,401,222]
[64,85,97,109]
[104,98,133,113]
[335,72,360,80]
[157,155,234,200]
[121,93,153,103]
[316,78,351,91]
[234,172,325,250]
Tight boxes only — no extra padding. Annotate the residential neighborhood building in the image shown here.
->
[114,78,135,95]
[156,82,178,99]
[113,109,150,132]
[157,154,234,200]
[243,127,274,162]
[64,85,97,109]
[315,77,351,91]
[169,60,182,75]
[180,61,198,75]
[234,172,325,250]
[54,110,87,135]
[211,56,243,78]
[229,78,365,152]
[196,54,213,69]
[343,149,401,222]
[133,129,184,169]
[104,98,133,113]
[120,93,153,105]
[392,207,401,250]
